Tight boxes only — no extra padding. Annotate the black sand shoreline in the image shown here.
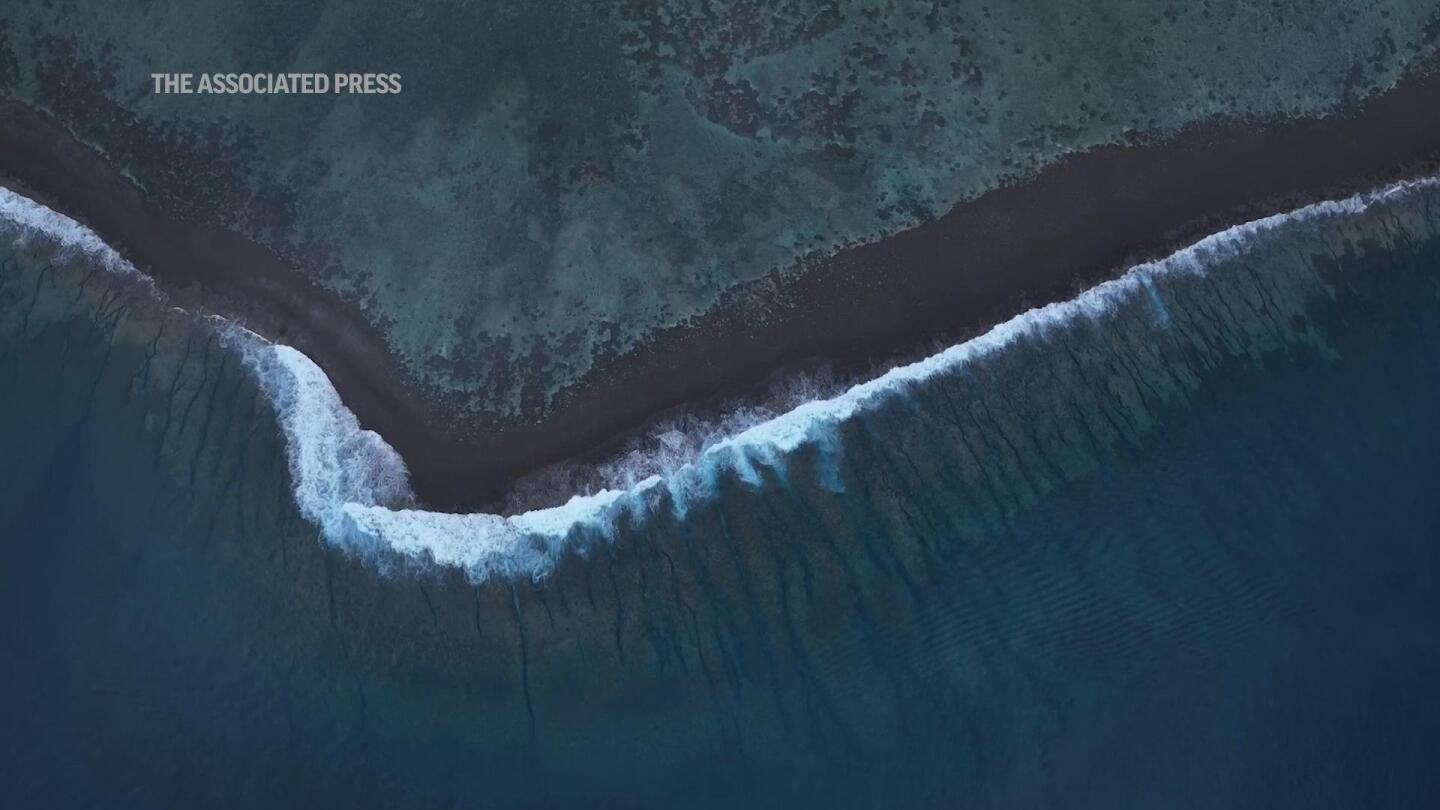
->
[4,69,1440,511]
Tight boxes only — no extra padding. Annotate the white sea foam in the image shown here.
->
[2,175,1434,582]
[0,186,142,277]
[499,369,842,513]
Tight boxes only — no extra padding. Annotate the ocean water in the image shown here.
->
[2,177,1440,807]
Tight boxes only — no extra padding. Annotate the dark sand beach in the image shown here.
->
[3,65,1440,510]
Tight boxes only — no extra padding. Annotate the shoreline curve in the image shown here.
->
[3,66,1440,511]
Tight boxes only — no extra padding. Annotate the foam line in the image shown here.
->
[2,176,1433,582]
[0,187,142,277]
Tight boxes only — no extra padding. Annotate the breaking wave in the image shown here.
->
[1,176,1435,582]
[0,189,142,278]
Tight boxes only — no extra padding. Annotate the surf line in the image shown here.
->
[1,176,1435,582]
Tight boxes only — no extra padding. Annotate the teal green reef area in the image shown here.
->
[1,0,1437,418]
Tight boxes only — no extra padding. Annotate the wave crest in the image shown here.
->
[0,187,142,277]
[3,177,1435,582]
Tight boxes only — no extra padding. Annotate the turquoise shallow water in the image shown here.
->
[2,179,1440,807]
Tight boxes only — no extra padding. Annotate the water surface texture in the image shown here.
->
[2,177,1439,806]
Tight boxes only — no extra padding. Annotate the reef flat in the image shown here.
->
[2,1,1439,508]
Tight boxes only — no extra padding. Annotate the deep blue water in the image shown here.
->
[2,181,1440,808]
